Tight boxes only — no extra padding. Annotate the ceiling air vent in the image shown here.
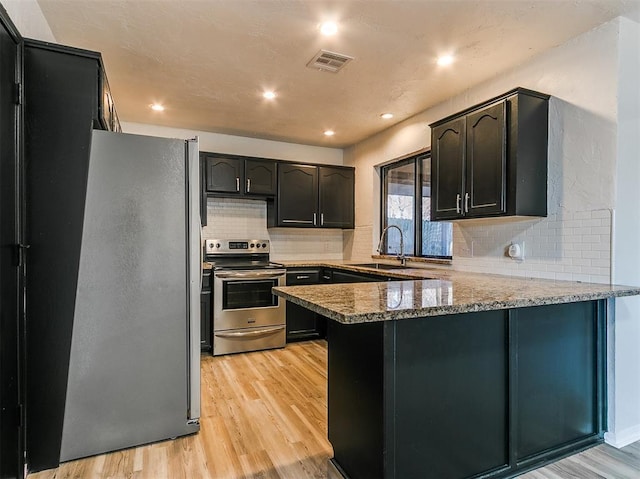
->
[307,50,354,73]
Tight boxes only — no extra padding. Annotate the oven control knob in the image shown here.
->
[216,243,220,248]
[250,243,255,248]
[262,243,267,248]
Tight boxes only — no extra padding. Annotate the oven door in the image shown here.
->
[213,269,286,331]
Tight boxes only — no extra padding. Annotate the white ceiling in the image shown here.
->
[37,0,640,148]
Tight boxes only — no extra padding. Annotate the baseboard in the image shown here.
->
[605,423,640,448]
[327,459,348,479]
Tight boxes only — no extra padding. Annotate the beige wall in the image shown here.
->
[344,18,621,284]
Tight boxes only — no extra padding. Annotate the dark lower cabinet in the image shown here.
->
[286,269,325,341]
[328,269,389,284]
[201,269,212,352]
[286,268,394,343]
[327,300,606,479]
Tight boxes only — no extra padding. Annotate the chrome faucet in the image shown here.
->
[377,225,406,266]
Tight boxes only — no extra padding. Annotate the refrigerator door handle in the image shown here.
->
[187,138,201,421]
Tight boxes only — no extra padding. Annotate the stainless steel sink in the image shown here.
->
[351,263,406,270]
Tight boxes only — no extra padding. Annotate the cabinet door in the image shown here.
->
[204,155,243,194]
[200,291,211,352]
[286,269,324,341]
[515,302,602,460]
[277,164,318,227]
[431,117,466,220]
[330,270,382,283]
[319,167,354,228]
[466,102,506,217]
[245,159,277,196]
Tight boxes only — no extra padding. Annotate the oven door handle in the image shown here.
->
[215,270,286,280]
[215,326,285,339]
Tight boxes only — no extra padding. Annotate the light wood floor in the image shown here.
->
[29,340,640,479]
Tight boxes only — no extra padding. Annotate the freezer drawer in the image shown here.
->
[213,325,285,356]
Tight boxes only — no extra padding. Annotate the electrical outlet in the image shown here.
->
[508,242,525,261]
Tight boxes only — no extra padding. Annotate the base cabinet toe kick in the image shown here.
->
[326,300,607,479]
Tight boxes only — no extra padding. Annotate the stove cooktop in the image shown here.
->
[204,238,282,270]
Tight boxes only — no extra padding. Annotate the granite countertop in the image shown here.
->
[272,261,640,324]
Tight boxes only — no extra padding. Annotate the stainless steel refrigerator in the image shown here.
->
[58,130,201,461]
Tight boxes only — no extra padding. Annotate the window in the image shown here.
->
[381,152,453,259]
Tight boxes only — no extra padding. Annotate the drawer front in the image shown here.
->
[286,269,321,285]
[213,325,285,356]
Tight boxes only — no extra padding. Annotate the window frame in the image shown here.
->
[380,151,453,260]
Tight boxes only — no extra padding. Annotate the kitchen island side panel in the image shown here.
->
[327,320,386,479]
[392,311,509,479]
[326,301,605,479]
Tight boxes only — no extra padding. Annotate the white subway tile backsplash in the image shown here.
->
[452,209,612,284]
[204,197,344,261]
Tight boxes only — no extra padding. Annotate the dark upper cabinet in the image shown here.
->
[100,71,121,132]
[274,163,318,227]
[431,117,466,219]
[319,166,355,228]
[204,154,244,194]
[268,163,354,229]
[202,152,277,198]
[245,158,277,196]
[430,88,549,221]
[466,102,506,217]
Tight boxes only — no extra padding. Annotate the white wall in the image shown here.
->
[607,16,640,448]
[2,0,55,41]
[122,122,346,261]
[344,18,620,284]
[122,122,343,165]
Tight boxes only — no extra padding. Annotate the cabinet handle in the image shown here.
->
[321,213,324,226]
[464,193,470,213]
[313,213,317,226]
[456,194,461,214]
[247,178,251,192]
[282,219,314,224]
[296,275,311,280]
[235,177,240,192]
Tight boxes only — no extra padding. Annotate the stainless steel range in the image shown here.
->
[205,239,286,356]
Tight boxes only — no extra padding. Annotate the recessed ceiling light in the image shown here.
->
[437,55,454,66]
[324,130,335,137]
[380,113,394,119]
[320,21,338,36]
[150,104,165,111]
[263,91,277,100]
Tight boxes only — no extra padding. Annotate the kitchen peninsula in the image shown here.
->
[273,265,640,479]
